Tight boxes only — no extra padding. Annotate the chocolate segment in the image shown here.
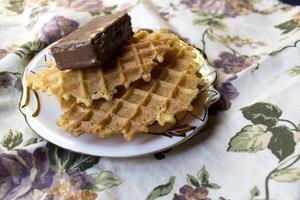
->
[51,12,133,70]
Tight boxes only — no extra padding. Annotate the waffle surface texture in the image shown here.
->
[57,38,205,141]
[27,30,176,106]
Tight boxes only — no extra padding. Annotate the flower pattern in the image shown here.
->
[228,102,300,199]
[40,16,79,44]
[47,172,97,200]
[146,166,220,199]
[55,0,119,16]
[204,28,267,48]
[209,76,239,112]
[0,133,122,200]
[276,11,300,34]
[175,185,211,200]
[217,76,239,98]
[1,1,300,200]
[67,168,93,189]
[0,73,13,89]
[56,0,103,12]
[0,148,55,200]
[180,0,254,17]
[0,72,22,92]
[214,52,259,74]
[13,78,22,92]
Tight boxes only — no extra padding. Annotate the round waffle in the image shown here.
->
[27,30,177,106]
[57,37,205,141]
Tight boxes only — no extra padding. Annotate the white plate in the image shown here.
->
[19,45,220,158]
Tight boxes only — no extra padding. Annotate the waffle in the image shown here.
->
[57,40,205,141]
[27,30,178,106]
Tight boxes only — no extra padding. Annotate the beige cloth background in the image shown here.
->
[0,0,300,199]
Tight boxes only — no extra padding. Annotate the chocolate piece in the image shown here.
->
[51,12,133,70]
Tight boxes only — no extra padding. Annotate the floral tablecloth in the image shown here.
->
[1,0,300,199]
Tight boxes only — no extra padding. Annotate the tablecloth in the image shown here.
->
[0,0,300,199]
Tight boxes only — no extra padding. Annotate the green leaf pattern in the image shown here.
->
[267,125,296,162]
[187,174,200,187]
[229,102,299,161]
[0,129,23,150]
[275,13,300,35]
[6,0,24,14]
[206,183,221,189]
[0,0,300,198]
[276,20,299,34]
[241,102,282,127]
[271,168,300,182]
[89,5,118,16]
[23,137,43,146]
[14,40,46,62]
[228,102,300,200]
[228,125,272,152]
[86,171,122,191]
[146,166,221,199]
[197,166,209,185]
[193,14,226,30]
[293,130,300,142]
[47,143,100,172]
[286,66,300,76]
[249,186,260,200]
[197,166,220,189]
[146,176,175,200]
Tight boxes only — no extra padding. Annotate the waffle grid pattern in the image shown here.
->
[27,32,174,106]
[58,44,203,141]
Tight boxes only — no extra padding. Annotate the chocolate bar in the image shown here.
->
[51,12,133,70]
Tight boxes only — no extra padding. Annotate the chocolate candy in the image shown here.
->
[51,12,133,70]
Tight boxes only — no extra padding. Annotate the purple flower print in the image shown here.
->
[13,78,23,92]
[214,52,244,74]
[224,0,253,17]
[46,169,97,200]
[180,0,254,17]
[0,148,55,200]
[214,52,258,74]
[175,185,211,200]
[0,73,13,89]
[210,76,239,112]
[180,0,197,8]
[180,0,225,15]
[40,16,79,44]
[68,168,93,189]
[60,0,103,12]
[216,79,239,110]
[0,72,22,92]
[217,76,239,100]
